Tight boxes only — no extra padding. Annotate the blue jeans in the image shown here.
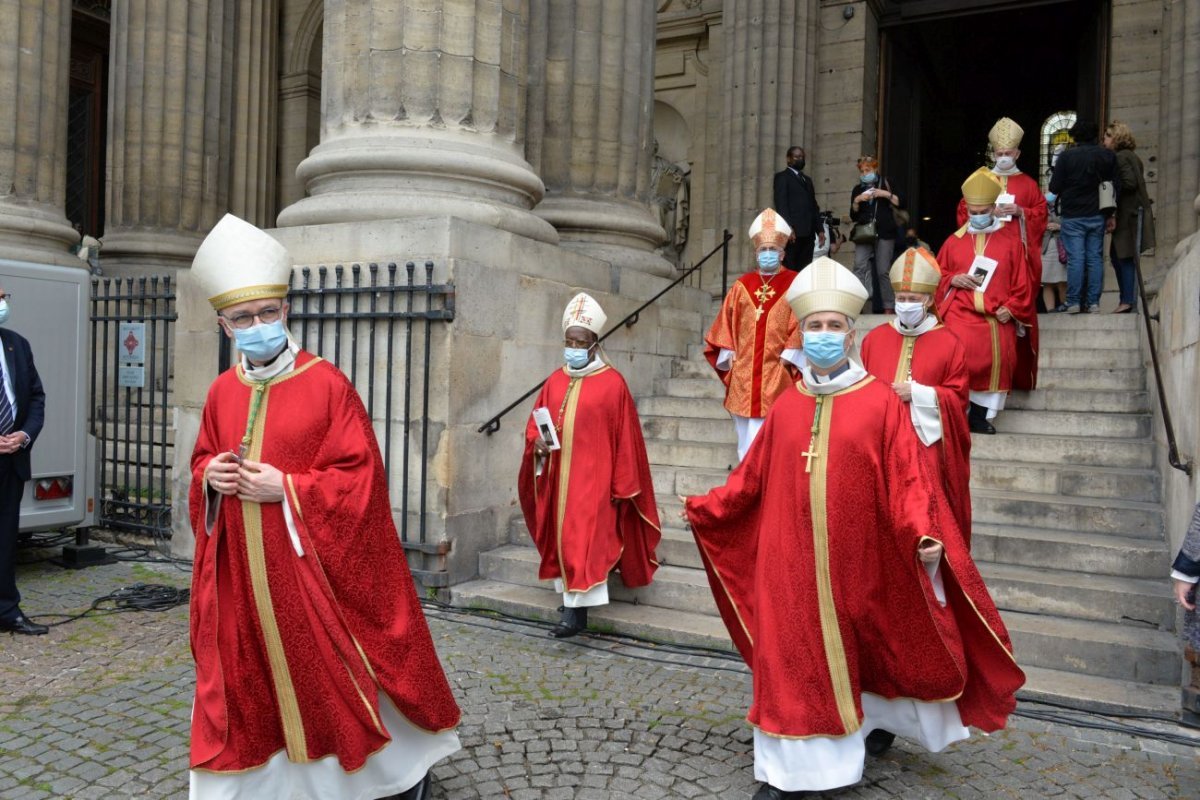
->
[1110,246,1138,308]
[1060,215,1105,308]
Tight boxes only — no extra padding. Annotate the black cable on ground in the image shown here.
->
[28,583,190,628]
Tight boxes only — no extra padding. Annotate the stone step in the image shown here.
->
[971,489,1162,538]
[968,460,1159,503]
[971,524,1169,579]
[979,562,1173,628]
[1036,347,1141,369]
[1030,312,1140,331]
[1001,610,1180,686]
[1017,665,1180,718]
[655,376,728,401]
[100,441,175,468]
[641,415,738,446]
[1034,328,1142,350]
[644,439,738,472]
[449,579,734,652]
[672,358,715,380]
[1005,388,1150,413]
[1006,388,1150,413]
[992,409,1150,439]
[648,465,733,498]
[968,432,1153,468]
[478,545,718,617]
[1033,367,1143,391]
[638,395,729,421]
[657,528,704,570]
[657,306,704,333]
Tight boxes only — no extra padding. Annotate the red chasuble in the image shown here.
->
[188,352,461,773]
[956,172,1046,390]
[518,365,661,593]
[935,223,1035,394]
[685,377,1024,739]
[860,323,974,544]
[705,270,801,418]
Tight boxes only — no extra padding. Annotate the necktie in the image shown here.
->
[0,385,13,436]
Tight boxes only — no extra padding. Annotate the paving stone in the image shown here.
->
[2,557,1199,799]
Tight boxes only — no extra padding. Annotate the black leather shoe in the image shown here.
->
[864,728,896,756]
[550,606,587,638]
[0,614,49,635]
[752,784,805,800]
[967,402,996,435]
[381,771,431,800]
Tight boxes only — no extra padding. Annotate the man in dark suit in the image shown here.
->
[0,285,47,635]
[772,145,825,271]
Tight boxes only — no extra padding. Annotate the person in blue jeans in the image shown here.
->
[1047,121,1117,313]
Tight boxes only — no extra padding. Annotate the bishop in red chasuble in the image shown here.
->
[955,117,1046,390]
[705,208,803,460]
[861,247,973,544]
[519,293,661,638]
[685,257,1023,798]
[188,215,460,800]
[937,168,1036,435]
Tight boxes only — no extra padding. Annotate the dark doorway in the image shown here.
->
[878,0,1110,248]
[67,4,110,238]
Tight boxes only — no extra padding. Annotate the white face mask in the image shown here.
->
[994,155,1016,171]
[894,301,927,329]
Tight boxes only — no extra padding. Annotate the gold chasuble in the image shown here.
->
[685,375,1024,739]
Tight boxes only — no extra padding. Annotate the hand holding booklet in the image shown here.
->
[968,255,999,293]
[532,407,560,451]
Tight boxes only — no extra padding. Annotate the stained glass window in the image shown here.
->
[1040,111,1077,191]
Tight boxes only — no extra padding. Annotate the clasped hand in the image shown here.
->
[950,274,982,290]
[205,451,285,503]
[0,433,26,455]
[918,540,943,564]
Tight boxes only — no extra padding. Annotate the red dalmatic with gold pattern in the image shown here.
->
[518,366,661,593]
[860,323,974,543]
[188,352,460,773]
[705,270,801,418]
[935,223,1035,394]
[685,377,1024,738]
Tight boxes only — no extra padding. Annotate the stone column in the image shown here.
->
[277,0,557,244]
[1158,0,1200,262]
[104,0,233,268]
[525,0,671,276]
[229,0,280,228]
[0,0,78,265]
[717,0,818,260]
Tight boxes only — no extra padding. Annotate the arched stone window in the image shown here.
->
[1040,111,1077,191]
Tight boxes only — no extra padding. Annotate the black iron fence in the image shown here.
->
[90,276,176,541]
[218,262,455,552]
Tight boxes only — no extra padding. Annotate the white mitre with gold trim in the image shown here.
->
[748,208,793,249]
[561,292,607,335]
[192,213,292,311]
[784,256,869,322]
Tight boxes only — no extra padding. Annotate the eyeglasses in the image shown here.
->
[564,338,593,349]
[222,306,283,330]
[0,293,11,301]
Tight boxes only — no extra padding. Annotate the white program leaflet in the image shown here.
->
[532,407,561,451]
[995,192,1016,222]
[968,255,1000,293]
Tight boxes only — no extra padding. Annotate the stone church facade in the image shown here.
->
[1,0,1198,592]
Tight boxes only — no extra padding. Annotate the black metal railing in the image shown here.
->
[478,229,732,435]
[1134,207,1193,476]
[218,262,456,547]
[91,276,176,540]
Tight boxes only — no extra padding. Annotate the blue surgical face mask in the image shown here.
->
[802,331,848,369]
[564,347,592,369]
[1044,191,1057,204]
[235,320,289,363]
[969,213,994,230]
[757,250,781,272]
[0,299,9,326]
[861,171,878,184]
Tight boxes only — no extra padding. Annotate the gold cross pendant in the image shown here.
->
[754,306,765,321]
[754,284,776,305]
[801,442,819,473]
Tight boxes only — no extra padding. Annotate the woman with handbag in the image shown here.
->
[849,156,905,313]
[1104,121,1156,314]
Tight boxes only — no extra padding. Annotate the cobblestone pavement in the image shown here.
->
[2,551,1199,799]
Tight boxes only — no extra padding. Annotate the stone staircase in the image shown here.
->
[452,310,1180,716]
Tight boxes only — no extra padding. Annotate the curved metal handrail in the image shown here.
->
[1134,206,1192,476]
[478,230,733,435]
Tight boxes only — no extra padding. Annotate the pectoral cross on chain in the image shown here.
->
[802,395,824,474]
[801,443,819,473]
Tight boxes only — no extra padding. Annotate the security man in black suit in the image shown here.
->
[0,285,47,635]
[772,145,824,271]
